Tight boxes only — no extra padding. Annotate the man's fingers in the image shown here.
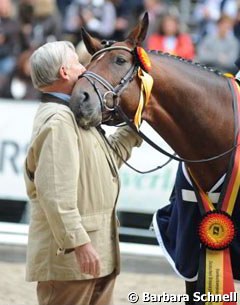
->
[95,258,101,277]
[75,243,101,277]
[81,258,99,277]
[88,259,95,276]
[91,257,100,277]
[89,256,100,277]
[81,260,90,275]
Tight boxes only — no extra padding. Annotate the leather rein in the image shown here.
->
[79,45,239,166]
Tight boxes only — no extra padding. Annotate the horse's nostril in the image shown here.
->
[83,92,89,102]
[78,91,89,103]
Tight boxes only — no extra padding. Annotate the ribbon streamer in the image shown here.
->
[188,78,240,305]
[134,68,153,129]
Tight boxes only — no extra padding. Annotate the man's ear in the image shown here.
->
[81,27,102,55]
[59,65,69,80]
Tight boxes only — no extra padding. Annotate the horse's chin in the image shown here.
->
[76,115,102,130]
[102,113,124,126]
[69,101,102,129]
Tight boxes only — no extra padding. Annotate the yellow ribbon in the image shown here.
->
[133,67,153,129]
[224,73,234,78]
[205,250,224,305]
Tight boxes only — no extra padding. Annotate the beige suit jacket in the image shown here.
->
[24,95,142,281]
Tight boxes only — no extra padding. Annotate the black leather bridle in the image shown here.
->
[78,46,138,123]
[78,46,239,164]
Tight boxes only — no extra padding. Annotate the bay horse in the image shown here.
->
[70,13,240,304]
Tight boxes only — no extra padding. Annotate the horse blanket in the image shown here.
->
[153,162,240,281]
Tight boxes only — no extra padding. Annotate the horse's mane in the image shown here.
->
[148,49,225,78]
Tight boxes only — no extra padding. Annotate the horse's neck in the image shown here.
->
[142,55,234,191]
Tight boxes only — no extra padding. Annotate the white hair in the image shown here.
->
[30,41,76,89]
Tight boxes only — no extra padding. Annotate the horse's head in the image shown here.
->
[70,13,151,129]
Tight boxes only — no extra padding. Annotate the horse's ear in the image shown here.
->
[81,27,102,55]
[126,12,149,46]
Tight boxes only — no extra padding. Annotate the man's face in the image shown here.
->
[65,51,86,92]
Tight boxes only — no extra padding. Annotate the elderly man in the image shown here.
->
[24,41,142,305]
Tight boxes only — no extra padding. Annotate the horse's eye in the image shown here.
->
[115,57,127,65]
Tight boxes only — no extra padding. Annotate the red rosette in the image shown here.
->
[135,47,151,72]
[198,211,236,250]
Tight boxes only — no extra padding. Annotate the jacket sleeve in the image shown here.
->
[108,125,142,168]
[34,117,90,254]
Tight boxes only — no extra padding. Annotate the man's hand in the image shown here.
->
[74,243,101,277]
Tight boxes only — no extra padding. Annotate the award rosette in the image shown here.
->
[198,211,236,250]
[135,47,151,72]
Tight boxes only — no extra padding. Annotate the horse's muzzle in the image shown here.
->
[69,90,102,128]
